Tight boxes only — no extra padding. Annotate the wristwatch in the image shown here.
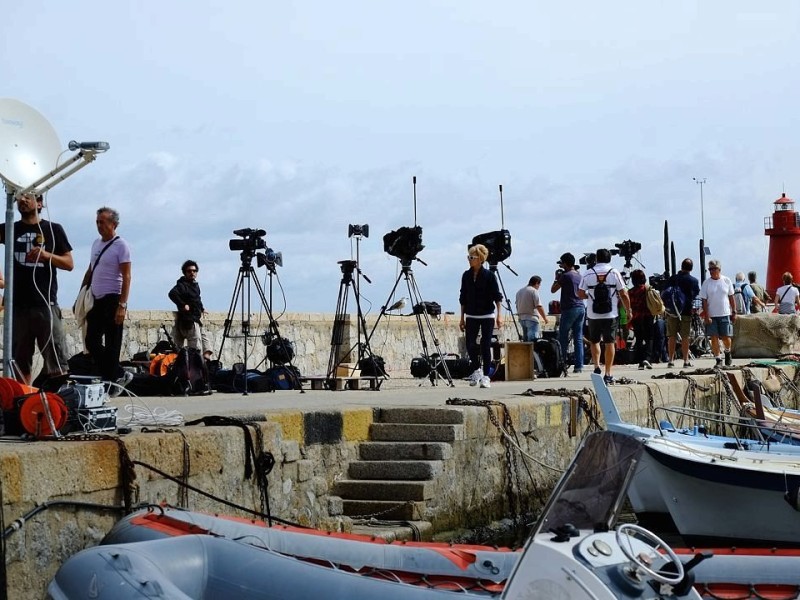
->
[119,302,128,308]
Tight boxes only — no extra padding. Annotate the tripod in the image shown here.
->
[367,259,454,387]
[326,259,384,389]
[218,252,297,395]
[489,262,522,341]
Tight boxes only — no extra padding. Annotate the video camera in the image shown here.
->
[383,225,425,263]
[614,239,642,268]
[471,229,512,264]
[229,228,267,254]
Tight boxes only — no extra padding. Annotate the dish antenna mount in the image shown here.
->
[0,98,110,377]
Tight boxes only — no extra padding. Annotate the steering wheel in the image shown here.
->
[615,523,684,585]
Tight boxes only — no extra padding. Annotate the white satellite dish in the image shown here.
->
[0,98,61,192]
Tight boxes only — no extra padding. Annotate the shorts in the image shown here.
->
[666,314,691,339]
[706,316,732,338]
[587,318,617,344]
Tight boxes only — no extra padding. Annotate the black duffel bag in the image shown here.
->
[358,355,387,377]
[410,356,432,378]
[413,301,442,317]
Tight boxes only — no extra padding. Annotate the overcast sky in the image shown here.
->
[2,1,799,322]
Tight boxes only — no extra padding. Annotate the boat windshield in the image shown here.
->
[534,431,643,535]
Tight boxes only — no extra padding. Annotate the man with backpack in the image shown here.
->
[578,248,631,385]
[665,258,700,369]
[733,272,762,315]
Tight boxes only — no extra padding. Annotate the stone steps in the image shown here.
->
[340,407,463,525]
[349,460,443,480]
[335,479,434,501]
[369,423,464,442]
[374,407,464,425]
[359,441,452,461]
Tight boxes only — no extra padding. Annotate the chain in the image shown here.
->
[348,501,417,520]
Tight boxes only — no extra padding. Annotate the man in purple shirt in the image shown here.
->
[550,252,585,374]
[80,207,132,391]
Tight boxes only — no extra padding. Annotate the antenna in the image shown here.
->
[412,175,417,227]
[498,184,505,229]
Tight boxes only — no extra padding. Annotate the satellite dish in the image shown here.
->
[0,98,61,192]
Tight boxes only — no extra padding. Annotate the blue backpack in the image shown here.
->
[661,284,687,317]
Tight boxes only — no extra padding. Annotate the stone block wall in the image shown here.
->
[5,310,544,377]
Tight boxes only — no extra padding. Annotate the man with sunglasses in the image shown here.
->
[169,259,212,359]
[700,259,736,367]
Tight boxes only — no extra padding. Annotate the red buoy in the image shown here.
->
[764,193,800,298]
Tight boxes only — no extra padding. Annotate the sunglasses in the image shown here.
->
[467,256,478,260]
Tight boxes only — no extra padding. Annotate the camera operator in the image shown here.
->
[551,252,585,374]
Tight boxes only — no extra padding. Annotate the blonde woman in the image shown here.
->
[459,244,503,388]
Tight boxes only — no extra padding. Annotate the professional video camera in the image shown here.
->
[383,225,425,263]
[614,239,642,267]
[648,272,669,292]
[471,229,512,264]
[229,228,267,254]
[579,252,597,269]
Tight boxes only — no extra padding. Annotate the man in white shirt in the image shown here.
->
[700,259,735,367]
[578,249,631,385]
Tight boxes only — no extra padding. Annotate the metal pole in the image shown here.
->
[694,177,706,243]
[3,190,15,378]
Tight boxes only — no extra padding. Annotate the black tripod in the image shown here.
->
[367,259,454,386]
[489,261,522,341]
[326,260,384,389]
[218,251,297,395]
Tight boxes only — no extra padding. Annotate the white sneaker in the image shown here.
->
[468,368,482,386]
[479,376,491,389]
[109,370,134,398]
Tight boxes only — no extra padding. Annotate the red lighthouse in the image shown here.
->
[765,193,800,297]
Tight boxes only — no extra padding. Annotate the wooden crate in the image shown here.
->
[504,342,535,381]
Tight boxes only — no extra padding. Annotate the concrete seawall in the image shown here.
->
[1,355,792,598]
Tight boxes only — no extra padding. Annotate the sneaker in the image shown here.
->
[715,357,723,367]
[603,375,614,385]
[573,368,583,374]
[638,362,645,370]
[479,376,491,389]
[643,360,652,370]
[667,362,675,368]
[468,368,482,386]
[724,351,732,366]
[593,367,601,375]
[109,370,134,398]
[683,361,694,368]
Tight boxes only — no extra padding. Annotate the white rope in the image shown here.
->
[116,395,185,427]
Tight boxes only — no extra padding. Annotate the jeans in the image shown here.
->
[559,305,586,369]
[465,317,495,376]
[519,318,541,341]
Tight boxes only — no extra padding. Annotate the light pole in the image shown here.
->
[693,177,706,242]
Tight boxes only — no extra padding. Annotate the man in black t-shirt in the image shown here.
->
[0,194,74,383]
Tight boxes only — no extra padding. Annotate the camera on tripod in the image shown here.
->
[614,239,642,267]
[383,226,424,263]
[229,228,267,255]
[471,229,512,264]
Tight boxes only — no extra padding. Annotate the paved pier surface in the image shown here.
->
[108,355,752,423]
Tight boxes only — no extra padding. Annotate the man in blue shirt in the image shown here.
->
[550,252,585,374]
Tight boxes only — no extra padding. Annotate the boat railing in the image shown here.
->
[652,404,771,447]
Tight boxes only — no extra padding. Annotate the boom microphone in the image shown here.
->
[68,140,110,152]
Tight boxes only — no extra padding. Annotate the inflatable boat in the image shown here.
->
[49,432,800,599]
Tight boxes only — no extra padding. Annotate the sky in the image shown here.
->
[2,1,800,321]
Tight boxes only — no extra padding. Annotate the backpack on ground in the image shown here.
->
[660,284,687,317]
[645,285,666,316]
[172,347,209,395]
[534,338,566,378]
[265,365,302,390]
[589,268,614,314]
